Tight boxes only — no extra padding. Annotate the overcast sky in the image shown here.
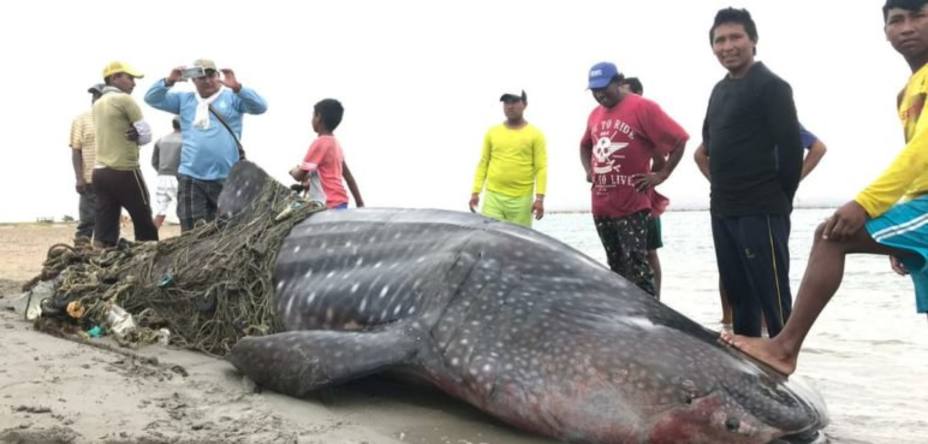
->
[0,0,905,222]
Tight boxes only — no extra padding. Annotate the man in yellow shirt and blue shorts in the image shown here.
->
[469,89,547,228]
[724,0,928,376]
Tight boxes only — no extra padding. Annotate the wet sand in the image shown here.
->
[0,223,555,444]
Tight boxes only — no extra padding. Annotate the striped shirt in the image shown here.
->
[69,111,96,183]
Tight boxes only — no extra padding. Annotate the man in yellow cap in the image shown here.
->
[92,61,159,248]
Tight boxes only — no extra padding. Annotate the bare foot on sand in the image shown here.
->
[720,331,796,376]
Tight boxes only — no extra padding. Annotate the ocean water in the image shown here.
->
[534,209,928,444]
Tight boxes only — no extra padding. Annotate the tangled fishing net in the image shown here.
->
[23,163,325,356]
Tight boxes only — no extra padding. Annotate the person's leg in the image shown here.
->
[594,215,628,276]
[719,278,733,326]
[734,215,792,338]
[595,213,656,296]
[177,174,195,232]
[178,175,212,231]
[91,169,121,248]
[712,215,762,336]
[117,169,158,242]
[646,216,663,298]
[507,193,534,228]
[75,188,96,241]
[480,191,506,222]
[152,175,170,229]
[724,223,904,375]
[623,212,656,296]
[201,179,224,224]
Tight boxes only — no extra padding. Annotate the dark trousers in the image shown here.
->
[594,211,656,296]
[711,214,792,337]
[75,188,96,240]
[92,167,159,247]
[177,174,224,232]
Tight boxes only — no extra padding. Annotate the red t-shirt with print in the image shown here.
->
[581,94,688,218]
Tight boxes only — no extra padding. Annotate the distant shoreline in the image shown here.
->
[0,206,842,225]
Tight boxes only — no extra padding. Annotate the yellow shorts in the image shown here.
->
[482,190,533,227]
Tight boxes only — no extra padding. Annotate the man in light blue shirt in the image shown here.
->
[145,58,267,231]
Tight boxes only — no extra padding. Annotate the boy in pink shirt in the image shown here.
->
[290,99,364,209]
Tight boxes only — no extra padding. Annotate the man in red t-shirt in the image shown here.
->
[580,62,689,296]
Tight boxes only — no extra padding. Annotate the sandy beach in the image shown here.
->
[0,223,556,444]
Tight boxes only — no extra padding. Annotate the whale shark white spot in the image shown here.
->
[380,285,390,298]
[355,257,364,266]
[359,297,368,313]
[351,283,360,293]
[326,271,336,279]
[276,280,286,291]
[293,245,301,254]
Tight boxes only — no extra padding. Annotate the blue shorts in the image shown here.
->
[865,195,928,313]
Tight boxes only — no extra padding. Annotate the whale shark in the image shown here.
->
[222,161,827,444]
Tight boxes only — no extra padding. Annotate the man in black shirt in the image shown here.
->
[701,8,803,338]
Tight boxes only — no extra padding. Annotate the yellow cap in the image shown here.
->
[102,61,144,79]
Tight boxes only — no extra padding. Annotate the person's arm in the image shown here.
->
[119,95,152,145]
[800,139,827,180]
[651,152,667,173]
[291,139,326,184]
[855,123,928,217]
[580,124,593,183]
[533,131,547,220]
[632,140,685,192]
[342,161,364,207]
[71,149,85,194]
[694,142,710,181]
[69,118,86,194]
[763,80,803,201]
[222,69,268,115]
[470,131,492,211]
[630,100,689,192]
[151,140,161,172]
[143,77,183,113]
[289,166,308,182]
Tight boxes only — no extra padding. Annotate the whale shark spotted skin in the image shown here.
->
[223,162,827,444]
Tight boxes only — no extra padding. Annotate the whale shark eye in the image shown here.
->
[725,417,740,432]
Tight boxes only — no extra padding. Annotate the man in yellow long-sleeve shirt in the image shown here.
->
[469,89,547,228]
[724,0,928,376]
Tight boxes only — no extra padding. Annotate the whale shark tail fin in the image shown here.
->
[228,328,419,397]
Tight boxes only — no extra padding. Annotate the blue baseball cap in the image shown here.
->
[587,62,621,89]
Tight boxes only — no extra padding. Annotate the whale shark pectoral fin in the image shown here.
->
[227,329,419,397]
